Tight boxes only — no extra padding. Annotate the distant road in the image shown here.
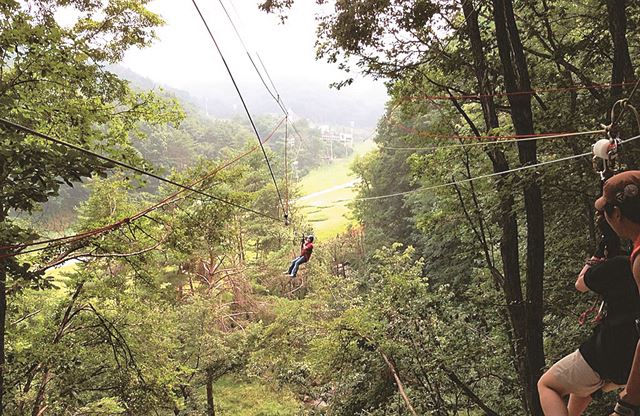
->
[297,179,360,202]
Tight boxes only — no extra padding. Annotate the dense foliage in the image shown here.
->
[2,0,640,415]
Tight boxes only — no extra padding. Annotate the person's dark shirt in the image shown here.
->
[579,255,640,384]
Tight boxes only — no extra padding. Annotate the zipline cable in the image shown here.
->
[393,122,606,141]
[216,0,288,116]
[0,118,282,223]
[0,117,287,254]
[224,0,284,102]
[214,0,309,164]
[284,115,290,219]
[190,0,287,217]
[256,53,284,106]
[320,134,640,203]
[378,129,605,151]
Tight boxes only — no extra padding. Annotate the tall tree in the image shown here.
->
[606,0,635,98]
[491,0,545,413]
[0,1,179,411]
[461,1,528,411]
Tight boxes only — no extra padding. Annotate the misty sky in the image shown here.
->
[120,0,388,120]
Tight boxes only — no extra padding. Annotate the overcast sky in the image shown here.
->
[120,0,388,112]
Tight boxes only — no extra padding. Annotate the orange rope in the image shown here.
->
[396,80,640,102]
[0,117,287,258]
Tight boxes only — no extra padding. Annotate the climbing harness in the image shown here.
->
[579,298,606,326]
[581,96,640,325]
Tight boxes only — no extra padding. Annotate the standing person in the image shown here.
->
[590,171,640,416]
[285,235,314,278]
[537,254,639,416]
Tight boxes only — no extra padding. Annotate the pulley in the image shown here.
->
[592,134,622,181]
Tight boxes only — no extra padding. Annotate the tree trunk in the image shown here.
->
[444,368,501,416]
[462,2,528,411]
[31,370,51,416]
[0,209,7,415]
[606,0,634,98]
[206,371,215,416]
[492,0,545,414]
[235,215,245,265]
[31,282,84,416]
[0,255,5,416]
[379,351,418,416]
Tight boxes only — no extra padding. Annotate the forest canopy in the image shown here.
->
[1,0,640,415]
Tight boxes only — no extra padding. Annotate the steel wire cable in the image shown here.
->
[216,0,287,115]
[0,117,283,233]
[214,0,306,209]
[218,0,306,139]
[311,134,640,204]
[0,117,287,256]
[223,0,286,109]
[611,79,640,128]
[190,0,287,215]
[377,130,605,151]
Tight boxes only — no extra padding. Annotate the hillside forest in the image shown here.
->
[2,0,640,415]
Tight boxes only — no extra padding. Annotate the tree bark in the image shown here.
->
[0,255,5,416]
[492,0,545,414]
[0,208,7,416]
[31,371,51,416]
[606,0,634,98]
[31,282,84,416]
[379,351,418,416]
[462,2,528,411]
[443,368,501,416]
[524,0,605,103]
[206,370,215,416]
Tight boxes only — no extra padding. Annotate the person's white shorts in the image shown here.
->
[549,350,619,397]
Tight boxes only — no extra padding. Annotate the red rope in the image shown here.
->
[397,80,640,102]
[390,121,597,141]
[0,117,287,258]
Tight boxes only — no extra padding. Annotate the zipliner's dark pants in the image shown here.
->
[288,256,307,277]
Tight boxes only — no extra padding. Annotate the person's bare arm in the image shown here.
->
[622,342,640,405]
[575,263,591,292]
[621,258,640,404]
[575,257,602,293]
[611,258,640,415]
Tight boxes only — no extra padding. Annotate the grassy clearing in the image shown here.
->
[45,262,79,288]
[214,376,301,415]
[299,158,355,196]
[299,141,374,196]
[299,166,355,241]
[297,141,374,241]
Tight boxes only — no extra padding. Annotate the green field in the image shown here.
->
[213,376,301,415]
[297,140,374,241]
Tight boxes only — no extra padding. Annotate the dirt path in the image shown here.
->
[296,179,360,202]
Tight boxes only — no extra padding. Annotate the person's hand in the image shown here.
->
[586,256,605,266]
[610,395,640,416]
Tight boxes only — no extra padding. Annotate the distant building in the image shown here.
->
[320,125,354,160]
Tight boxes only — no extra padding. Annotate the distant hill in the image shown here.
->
[111,66,387,129]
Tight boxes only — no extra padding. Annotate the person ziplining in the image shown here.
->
[285,235,314,278]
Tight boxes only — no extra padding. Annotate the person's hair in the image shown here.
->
[604,184,640,224]
[620,197,640,224]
